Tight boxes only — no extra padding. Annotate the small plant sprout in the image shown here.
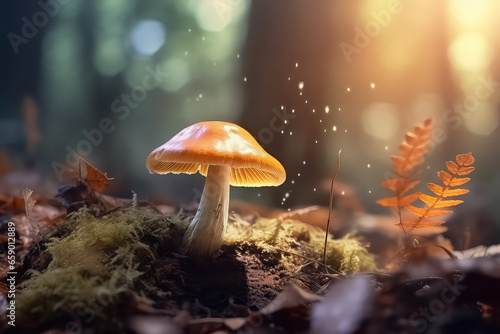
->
[146,121,286,256]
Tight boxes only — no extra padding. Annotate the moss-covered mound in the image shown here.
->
[12,207,376,333]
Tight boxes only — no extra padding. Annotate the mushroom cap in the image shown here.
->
[146,121,286,187]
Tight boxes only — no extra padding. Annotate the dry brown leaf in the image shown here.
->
[0,195,25,213]
[82,159,113,192]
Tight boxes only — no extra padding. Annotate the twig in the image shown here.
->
[323,150,342,265]
[278,248,344,276]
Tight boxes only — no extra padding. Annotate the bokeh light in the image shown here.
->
[361,103,399,140]
[465,102,499,136]
[159,58,190,92]
[129,20,166,55]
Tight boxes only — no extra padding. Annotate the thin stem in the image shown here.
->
[406,182,452,235]
[323,150,342,265]
[279,248,343,276]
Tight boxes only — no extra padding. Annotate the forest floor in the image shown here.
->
[1,174,500,334]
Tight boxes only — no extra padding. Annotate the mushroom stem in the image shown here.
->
[182,164,231,256]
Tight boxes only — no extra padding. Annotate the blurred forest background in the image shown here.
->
[1,0,500,243]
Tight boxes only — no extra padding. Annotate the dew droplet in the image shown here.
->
[298,81,304,89]
[370,82,375,89]
[347,87,350,92]
[325,106,330,114]
[333,125,337,131]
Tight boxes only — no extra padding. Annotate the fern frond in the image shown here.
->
[405,152,475,233]
[378,119,433,211]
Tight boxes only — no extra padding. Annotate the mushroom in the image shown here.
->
[146,121,286,256]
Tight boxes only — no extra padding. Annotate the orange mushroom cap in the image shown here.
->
[146,121,286,187]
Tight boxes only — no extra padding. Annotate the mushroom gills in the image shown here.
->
[182,164,231,256]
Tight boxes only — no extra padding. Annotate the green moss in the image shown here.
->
[17,208,189,332]
[224,217,377,275]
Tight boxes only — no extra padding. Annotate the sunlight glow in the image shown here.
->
[449,0,489,25]
[448,33,492,72]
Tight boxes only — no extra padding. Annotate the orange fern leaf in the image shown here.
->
[400,220,446,228]
[377,193,420,207]
[405,152,475,233]
[378,119,433,212]
[405,204,453,217]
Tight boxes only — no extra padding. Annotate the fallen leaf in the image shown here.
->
[82,159,112,192]
[260,284,323,315]
[0,196,25,214]
[312,275,374,334]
